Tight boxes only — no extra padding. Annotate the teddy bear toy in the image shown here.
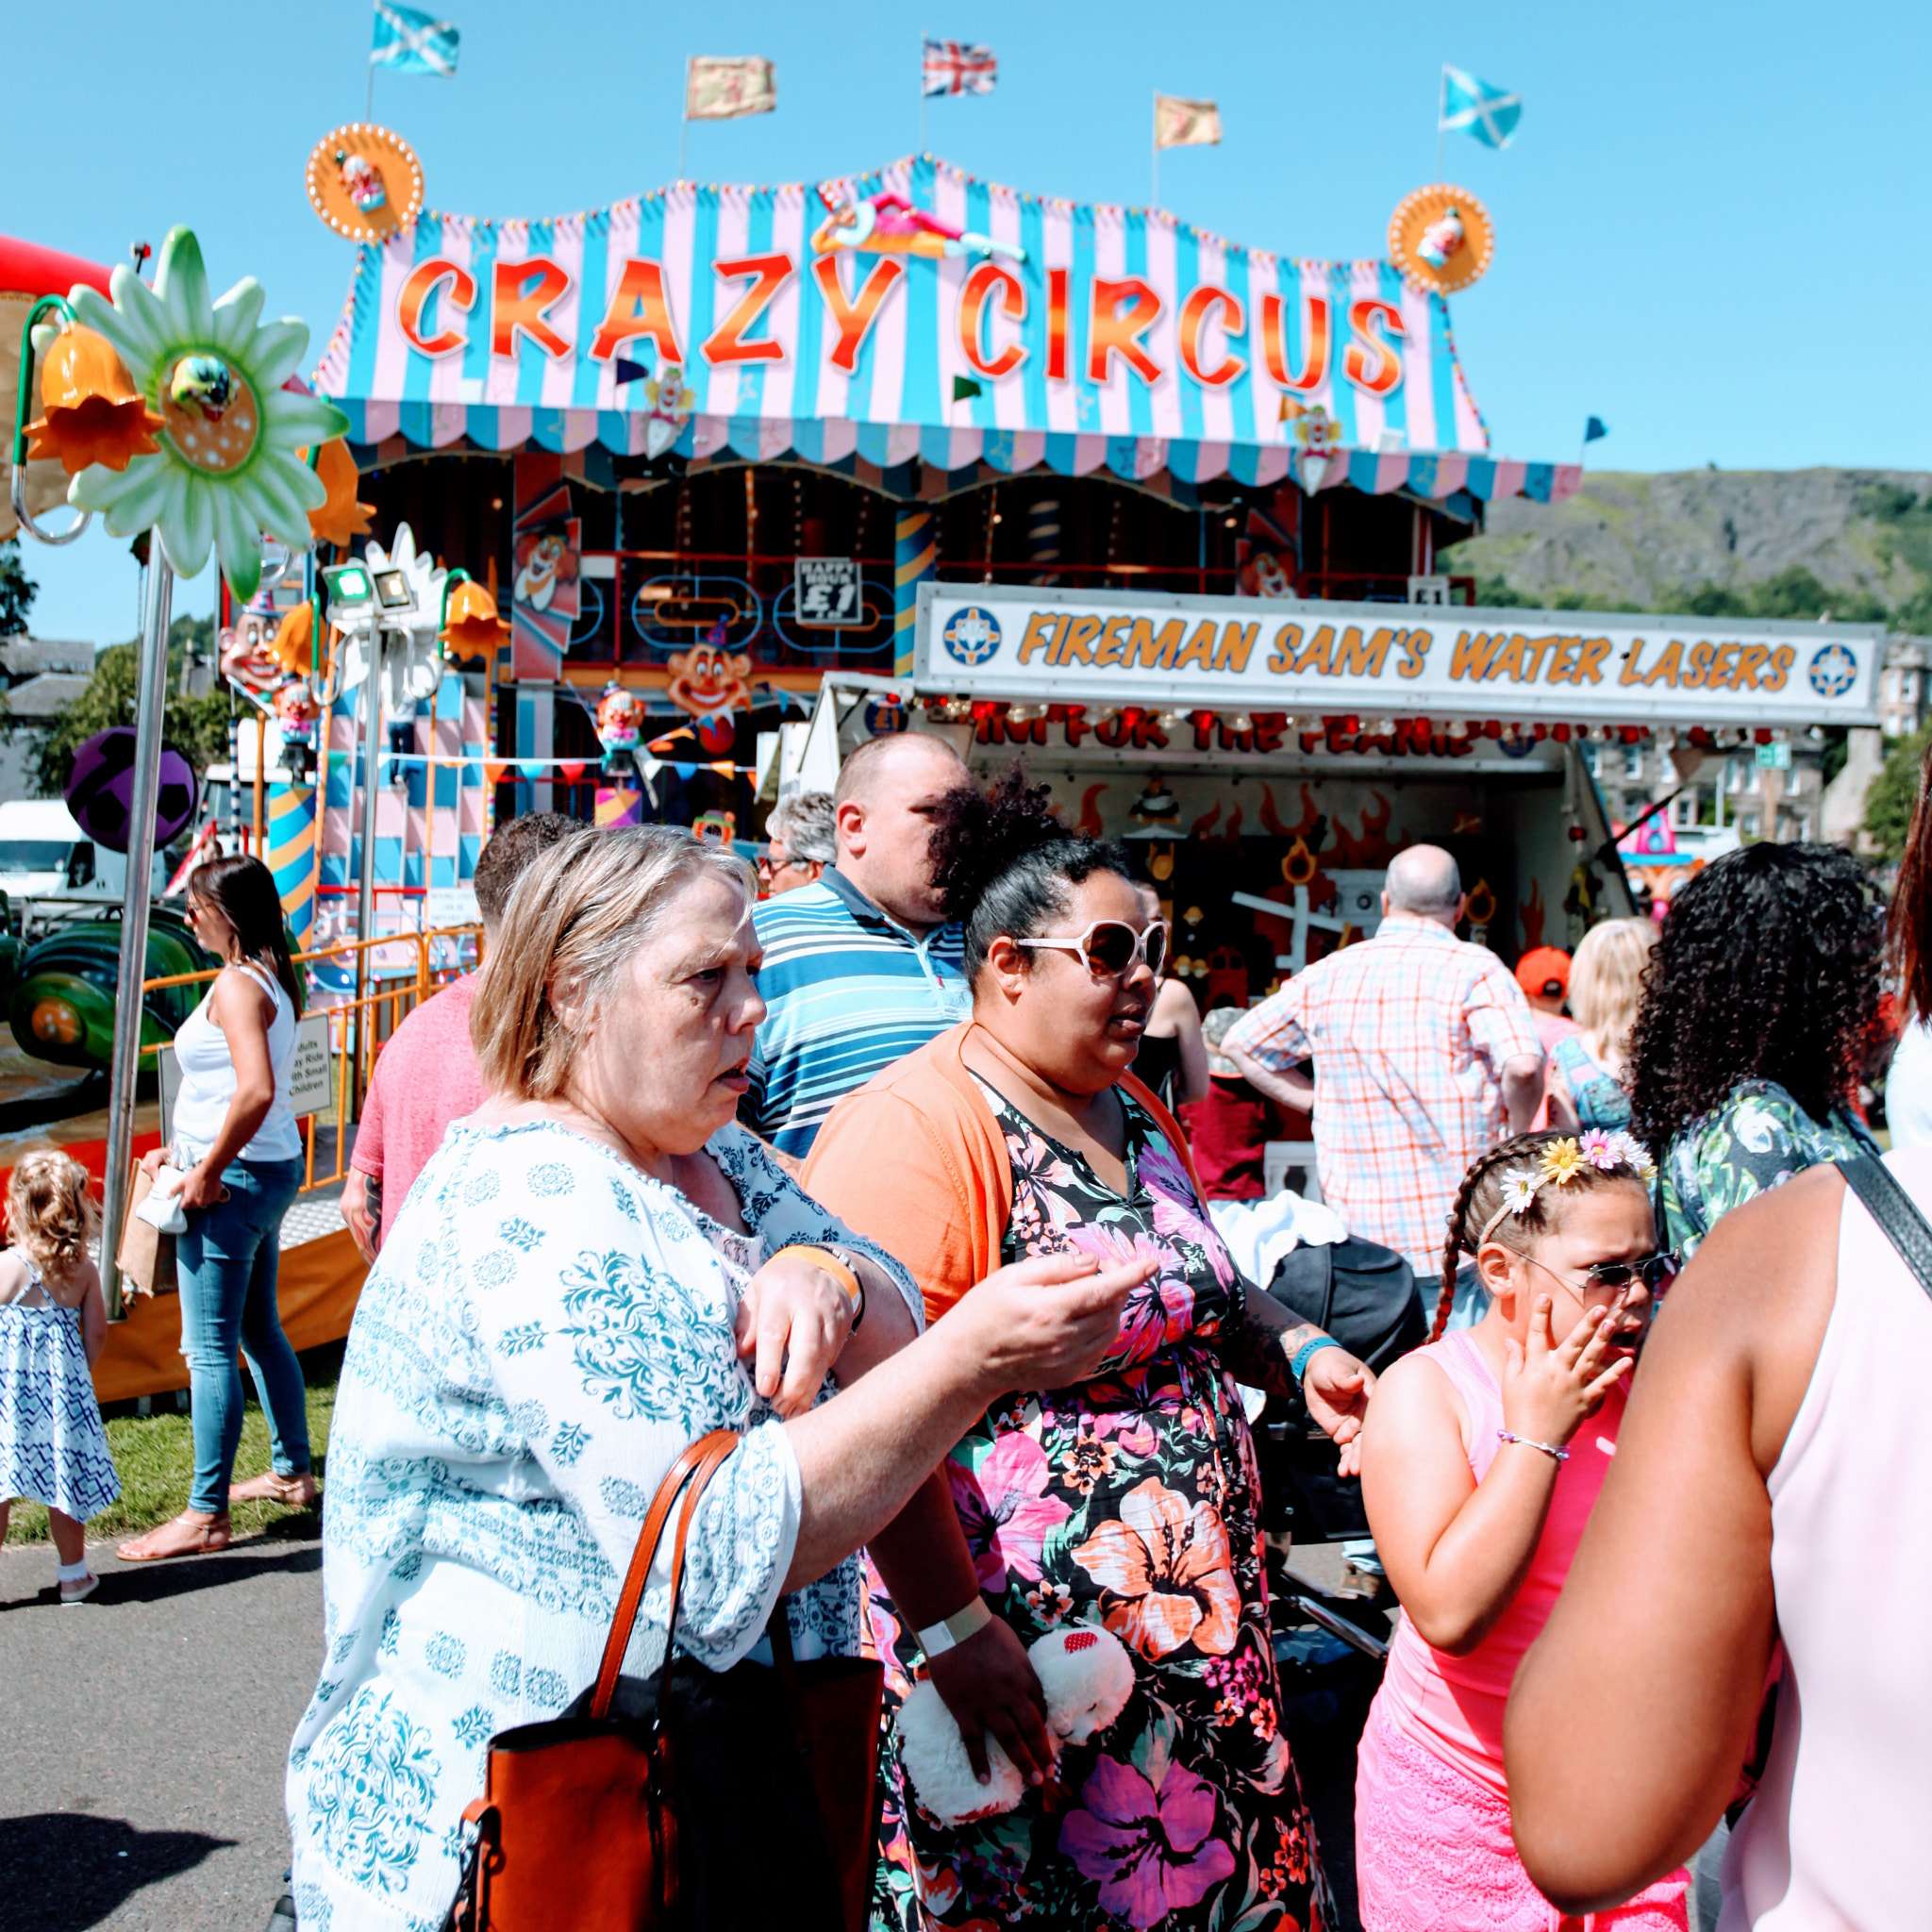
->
[896,1624,1136,1826]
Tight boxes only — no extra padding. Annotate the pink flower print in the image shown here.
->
[1059,1754,1237,1927]
[1091,1412,1159,1458]
[945,1434,1073,1593]
[1139,1139,1235,1289]
[1067,1223,1194,1364]
[1010,1128,1077,1191]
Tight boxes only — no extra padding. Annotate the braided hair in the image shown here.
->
[926,762,1132,978]
[1432,1129,1654,1341]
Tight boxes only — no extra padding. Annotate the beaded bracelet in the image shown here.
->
[1496,1429,1569,1463]
[1289,1336,1341,1383]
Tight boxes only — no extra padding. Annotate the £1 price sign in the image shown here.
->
[795,558,863,627]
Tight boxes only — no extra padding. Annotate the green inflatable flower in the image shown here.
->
[64,226,348,599]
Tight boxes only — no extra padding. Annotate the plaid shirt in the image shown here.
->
[1223,913,1543,1273]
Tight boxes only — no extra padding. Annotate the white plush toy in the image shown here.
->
[897,1624,1137,1827]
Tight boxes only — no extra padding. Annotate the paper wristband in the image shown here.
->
[774,1244,863,1324]
[919,1594,993,1657]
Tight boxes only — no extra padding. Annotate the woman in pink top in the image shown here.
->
[1355,1128,1689,1931]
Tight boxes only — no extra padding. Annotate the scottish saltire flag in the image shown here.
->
[1585,416,1608,442]
[923,40,997,96]
[1440,65,1521,148]
[371,1,458,75]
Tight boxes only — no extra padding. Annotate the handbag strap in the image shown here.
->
[590,1427,738,1721]
[1839,1155,1932,1304]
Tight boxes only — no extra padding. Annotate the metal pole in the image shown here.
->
[100,542,175,1320]
[353,630,384,1106]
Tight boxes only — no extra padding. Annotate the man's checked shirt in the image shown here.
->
[741,868,970,1158]
[1223,913,1543,1274]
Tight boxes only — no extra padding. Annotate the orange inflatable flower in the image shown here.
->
[25,324,162,476]
[304,437,374,547]
[1074,1477,1241,1659]
[441,576,509,658]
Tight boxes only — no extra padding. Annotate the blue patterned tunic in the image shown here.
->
[286,1119,920,1932]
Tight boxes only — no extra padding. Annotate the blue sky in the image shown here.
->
[10,0,1929,644]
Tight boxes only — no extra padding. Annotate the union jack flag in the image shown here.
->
[922,39,997,97]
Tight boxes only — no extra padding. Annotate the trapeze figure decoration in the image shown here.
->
[810,186,1024,263]
[641,363,695,458]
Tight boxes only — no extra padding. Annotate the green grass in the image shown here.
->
[3,1341,341,1545]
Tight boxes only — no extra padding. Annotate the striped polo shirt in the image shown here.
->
[741,868,971,1158]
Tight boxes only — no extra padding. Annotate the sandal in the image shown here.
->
[117,1509,231,1562]
[227,1470,321,1508]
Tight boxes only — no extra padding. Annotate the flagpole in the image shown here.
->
[1435,65,1445,177]
[920,28,927,152]
[366,58,375,122]
[678,57,690,179]
[1151,93,1158,207]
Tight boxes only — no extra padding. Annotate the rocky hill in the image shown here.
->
[1441,469,1932,627]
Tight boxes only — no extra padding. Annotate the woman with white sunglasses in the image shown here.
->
[804,765,1374,1932]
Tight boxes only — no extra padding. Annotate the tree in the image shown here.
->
[28,640,232,799]
[0,539,36,637]
[1863,724,1932,864]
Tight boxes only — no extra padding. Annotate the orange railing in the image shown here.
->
[138,923,484,1194]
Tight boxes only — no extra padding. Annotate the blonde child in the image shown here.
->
[0,1152,120,1603]
[1354,1129,1689,1930]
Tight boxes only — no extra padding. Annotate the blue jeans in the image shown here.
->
[176,1156,309,1513]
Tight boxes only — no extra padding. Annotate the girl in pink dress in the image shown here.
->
[1355,1129,1690,1931]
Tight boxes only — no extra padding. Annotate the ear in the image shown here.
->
[547,967,589,1035]
[979,932,1031,1004]
[1474,1236,1524,1308]
[1455,892,1469,924]
[834,796,865,858]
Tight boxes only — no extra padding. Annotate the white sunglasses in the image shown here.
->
[1015,918,1170,979]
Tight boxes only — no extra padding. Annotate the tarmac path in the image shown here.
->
[0,1532,321,1932]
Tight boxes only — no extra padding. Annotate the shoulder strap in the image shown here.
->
[590,1427,738,1720]
[1839,1156,1932,1305]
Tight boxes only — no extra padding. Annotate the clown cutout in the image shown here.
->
[811,187,1024,263]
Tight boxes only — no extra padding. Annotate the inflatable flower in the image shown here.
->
[63,226,347,599]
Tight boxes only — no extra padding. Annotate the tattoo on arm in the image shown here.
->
[1217,1282,1328,1399]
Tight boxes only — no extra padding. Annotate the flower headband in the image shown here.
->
[1474,1131,1656,1246]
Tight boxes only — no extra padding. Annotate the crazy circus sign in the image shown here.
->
[312,156,1494,469]
[916,586,1884,728]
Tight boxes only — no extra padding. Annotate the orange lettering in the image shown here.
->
[1575,637,1611,683]
[1396,629,1430,679]
[1260,292,1330,392]
[398,258,475,358]
[491,258,572,360]
[958,262,1026,379]
[1088,277,1163,385]
[1735,643,1770,690]
[701,252,792,366]
[588,258,684,364]
[1342,298,1406,396]
[1267,622,1305,673]
[812,254,903,375]
[1047,267,1071,381]
[1762,646,1794,691]
[1178,287,1245,389]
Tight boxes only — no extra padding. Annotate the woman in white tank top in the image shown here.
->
[118,855,318,1563]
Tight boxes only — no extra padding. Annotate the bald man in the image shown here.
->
[1224,844,1545,1278]
[741,732,975,1158]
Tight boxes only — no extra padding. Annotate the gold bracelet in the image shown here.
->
[775,1244,864,1327]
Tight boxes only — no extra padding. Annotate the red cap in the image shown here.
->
[1515,946,1571,999]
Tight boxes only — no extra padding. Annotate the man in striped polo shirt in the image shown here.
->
[741,732,974,1158]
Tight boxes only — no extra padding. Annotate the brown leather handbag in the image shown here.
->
[447,1428,882,1932]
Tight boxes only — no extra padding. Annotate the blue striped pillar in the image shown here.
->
[893,506,937,681]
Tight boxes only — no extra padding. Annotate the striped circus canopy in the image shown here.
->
[312,154,1578,506]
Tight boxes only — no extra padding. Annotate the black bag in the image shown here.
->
[1256,1235,1428,1541]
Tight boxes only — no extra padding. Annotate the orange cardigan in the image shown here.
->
[801,1020,1208,1323]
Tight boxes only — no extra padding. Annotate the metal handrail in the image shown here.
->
[137,923,485,1198]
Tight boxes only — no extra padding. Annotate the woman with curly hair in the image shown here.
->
[1627,841,1882,1257]
[804,763,1374,1932]
[1878,741,1932,1145]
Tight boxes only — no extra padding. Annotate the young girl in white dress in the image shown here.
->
[0,1151,121,1602]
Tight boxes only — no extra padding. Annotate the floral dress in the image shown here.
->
[1659,1077,1878,1258]
[873,1085,1331,1932]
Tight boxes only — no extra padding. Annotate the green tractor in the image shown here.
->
[3,905,216,1071]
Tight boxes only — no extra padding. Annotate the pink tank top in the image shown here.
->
[1720,1149,1932,1928]
[1374,1325,1628,1797]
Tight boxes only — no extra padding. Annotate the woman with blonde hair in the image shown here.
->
[0,1151,119,1603]
[1549,917,1658,1133]
[287,824,1148,1932]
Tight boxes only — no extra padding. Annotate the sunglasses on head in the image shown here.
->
[1016,917,1169,980]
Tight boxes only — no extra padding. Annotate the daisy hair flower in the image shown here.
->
[1608,1129,1656,1177]
[1578,1128,1621,1172]
[1541,1138,1586,1186]
[1501,1168,1542,1216]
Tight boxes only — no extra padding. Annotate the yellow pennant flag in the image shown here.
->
[1154,94,1222,149]
[686,56,776,120]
